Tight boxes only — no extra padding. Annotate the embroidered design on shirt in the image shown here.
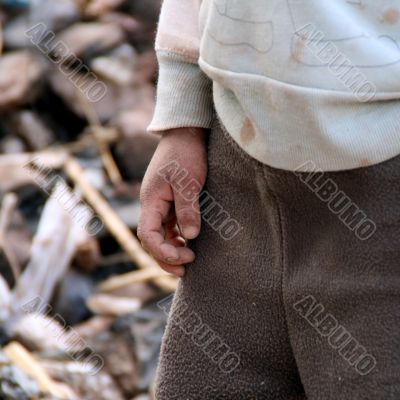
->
[206,0,274,54]
[287,0,400,67]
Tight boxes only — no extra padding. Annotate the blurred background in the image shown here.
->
[0,1,177,399]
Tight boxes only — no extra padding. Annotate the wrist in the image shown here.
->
[161,127,207,141]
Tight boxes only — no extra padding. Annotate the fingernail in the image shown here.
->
[162,245,179,260]
[166,257,179,263]
[183,226,199,239]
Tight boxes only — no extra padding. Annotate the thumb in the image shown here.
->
[173,177,203,239]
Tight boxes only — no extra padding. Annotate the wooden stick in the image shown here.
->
[87,293,142,316]
[98,252,131,267]
[0,193,21,281]
[75,89,123,185]
[0,273,11,321]
[92,125,123,185]
[0,151,67,192]
[3,341,76,400]
[50,127,118,154]
[64,158,177,292]
[100,268,170,292]
[11,185,92,311]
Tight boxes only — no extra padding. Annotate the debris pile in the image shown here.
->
[0,1,174,398]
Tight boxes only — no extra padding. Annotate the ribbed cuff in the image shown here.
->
[147,51,214,132]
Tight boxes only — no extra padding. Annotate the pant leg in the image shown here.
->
[265,155,400,400]
[154,121,306,400]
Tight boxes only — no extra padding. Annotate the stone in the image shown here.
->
[112,302,167,392]
[49,64,155,122]
[89,329,139,397]
[0,51,46,111]
[43,359,125,400]
[113,105,159,182]
[128,0,162,24]
[99,12,141,35]
[56,22,124,59]
[91,44,138,85]
[52,269,95,326]
[11,111,54,151]
[84,0,126,17]
[0,362,41,400]
[4,0,80,49]
[134,51,158,84]
[0,136,26,154]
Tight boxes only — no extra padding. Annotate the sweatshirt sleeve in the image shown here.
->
[147,0,214,132]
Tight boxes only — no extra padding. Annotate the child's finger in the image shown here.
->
[156,233,194,277]
[138,198,178,261]
[153,245,195,265]
[173,186,202,240]
[138,198,195,264]
[156,261,186,277]
[165,222,186,246]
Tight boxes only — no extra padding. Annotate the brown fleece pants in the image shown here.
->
[155,120,400,400]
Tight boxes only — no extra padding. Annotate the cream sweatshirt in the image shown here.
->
[148,0,400,171]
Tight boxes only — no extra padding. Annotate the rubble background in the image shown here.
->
[0,1,175,399]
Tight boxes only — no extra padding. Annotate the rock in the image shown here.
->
[11,111,54,151]
[91,44,138,85]
[48,65,105,118]
[92,48,156,87]
[123,21,156,51]
[74,236,101,273]
[101,281,159,305]
[113,181,142,199]
[4,18,35,50]
[6,226,32,272]
[0,274,11,324]
[7,313,82,353]
[1,0,29,10]
[0,200,31,289]
[113,101,154,137]
[87,294,142,317]
[128,0,162,24]
[0,51,47,111]
[112,302,168,392]
[0,363,41,400]
[42,360,125,400]
[109,196,141,227]
[73,315,114,339]
[113,110,159,181]
[90,329,139,397]
[135,51,158,84]
[4,0,80,49]
[0,135,26,154]
[37,0,80,31]
[49,64,155,122]
[114,132,159,181]
[57,22,125,59]
[84,0,126,17]
[111,96,157,182]
[99,12,141,35]
[52,269,95,326]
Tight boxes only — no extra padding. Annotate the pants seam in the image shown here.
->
[259,166,304,391]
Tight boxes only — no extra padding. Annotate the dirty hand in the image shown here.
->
[138,127,208,277]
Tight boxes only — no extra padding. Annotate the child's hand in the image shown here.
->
[138,127,208,277]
